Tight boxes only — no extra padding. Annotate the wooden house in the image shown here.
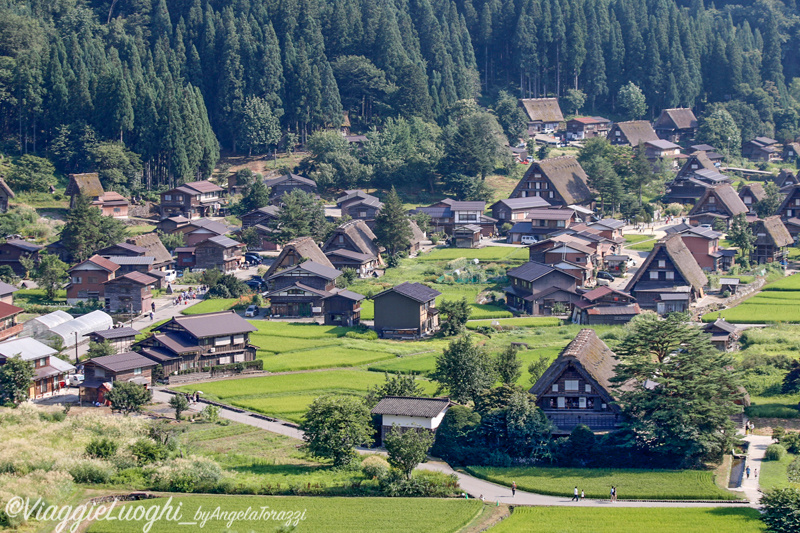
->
[0,239,42,277]
[663,223,731,271]
[688,184,748,228]
[607,121,659,147]
[0,301,23,342]
[530,329,626,434]
[565,117,610,140]
[776,169,799,192]
[739,183,766,215]
[264,174,317,203]
[666,152,731,204]
[586,219,625,242]
[157,215,190,233]
[174,218,230,247]
[742,137,779,162]
[337,190,383,220]
[751,216,793,264]
[322,219,383,271]
[174,247,196,270]
[371,396,451,444]
[604,254,631,275]
[654,108,698,142]
[264,236,334,277]
[102,256,155,276]
[644,139,683,167]
[0,178,14,213]
[719,277,741,295]
[241,206,280,229]
[410,199,496,236]
[703,319,740,352]
[783,142,800,162]
[135,311,257,378]
[159,180,224,219]
[778,184,800,221]
[452,225,482,248]
[127,233,173,271]
[322,288,364,326]
[509,156,594,208]
[0,338,74,399]
[572,286,640,325]
[372,282,441,339]
[690,144,725,162]
[67,255,120,305]
[264,261,341,317]
[194,235,243,272]
[407,220,426,254]
[80,351,155,403]
[103,271,157,314]
[519,98,564,135]
[507,208,577,243]
[87,327,141,354]
[625,234,708,314]
[505,261,579,315]
[66,173,130,217]
[0,280,18,305]
[490,197,551,226]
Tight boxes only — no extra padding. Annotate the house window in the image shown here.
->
[113,208,121,213]
[177,195,183,201]
[556,220,565,228]
[585,384,591,393]
[615,130,620,136]
[565,380,579,391]
[708,196,715,203]
[552,384,558,392]
[338,235,344,243]
[134,367,142,375]
[579,397,587,408]
[72,276,82,284]
[218,356,231,364]
[549,191,554,198]
[557,397,565,408]
[95,368,105,378]
[744,197,752,205]
[691,164,698,169]
[535,182,541,190]
[164,194,172,201]
[649,271,659,280]
[666,271,674,280]
[795,199,800,206]
[658,260,666,268]
[359,211,367,218]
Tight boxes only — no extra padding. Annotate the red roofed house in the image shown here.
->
[103,272,158,314]
[0,301,24,342]
[65,173,129,217]
[67,255,120,305]
[159,180,225,219]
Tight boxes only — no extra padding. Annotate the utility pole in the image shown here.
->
[74,331,79,365]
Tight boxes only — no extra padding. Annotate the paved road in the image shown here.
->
[150,389,763,507]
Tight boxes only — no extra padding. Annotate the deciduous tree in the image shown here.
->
[384,425,435,479]
[107,381,152,415]
[301,394,373,466]
[0,356,34,405]
[432,335,496,404]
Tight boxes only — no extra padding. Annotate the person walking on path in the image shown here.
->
[511,481,516,497]
[572,487,579,502]
[581,490,585,501]
[755,469,758,478]
[746,466,751,479]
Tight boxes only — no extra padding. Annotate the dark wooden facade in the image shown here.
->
[372,282,441,339]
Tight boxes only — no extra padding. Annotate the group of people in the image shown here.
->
[571,487,586,501]
[744,421,756,434]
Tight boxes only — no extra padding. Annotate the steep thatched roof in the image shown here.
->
[322,219,381,258]
[654,108,698,130]
[0,178,14,198]
[611,121,659,146]
[66,173,104,198]
[739,183,766,203]
[756,216,793,247]
[689,184,748,217]
[529,329,626,401]
[513,156,593,205]
[265,236,333,277]
[519,98,564,123]
[127,233,173,267]
[625,234,708,293]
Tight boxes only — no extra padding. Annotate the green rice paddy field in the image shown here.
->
[703,273,800,324]
[490,507,764,533]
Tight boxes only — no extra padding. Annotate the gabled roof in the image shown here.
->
[586,304,640,315]
[439,199,487,211]
[104,255,154,266]
[200,235,243,249]
[705,318,739,335]
[515,156,593,205]
[530,329,626,400]
[177,180,224,194]
[775,170,798,188]
[408,220,426,244]
[625,234,708,293]
[755,216,793,247]
[519,98,564,123]
[664,223,722,240]
[127,233,173,266]
[589,218,625,230]
[155,310,257,339]
[336,190,381,206]
[105,271,158,286]
[86,351,156,373]
[544,241,595,255]
[185,218,229,235]
[645,139,681,150]
[67,173,104,197]
[679,151,718,175]
[265,260,342,281]
[372,282,441,303]
[3,239,42,252]
[0,337,56,361]
[88,327,140,340]
[525,208,576,221]
[324,288,365,301]
[569,116,610,125]
[0,280,17,297]
[0,301,22,319]
[491,197,552,210]
[98,242,148,255]
[264,281,333,299]
[611,121,659,145]
[507,261,564,282]
[689,184,748,217]
[581,286,633,302]
[264,173,316,188]
[371,396,451,418]
[322,219,381,258]
[325,249,375,262]
[243,206,280,218]
[691,144,716,152]
[739,183,766,203]
[70,254,120,274]
[654,108,698,130]
[0,178,14,199]
[754,136,778,146]
[265,236,334,277]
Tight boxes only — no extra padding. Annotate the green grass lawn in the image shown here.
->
[181,298,238,315]
[760,452,800,491]
[125,223,156,236]
[466,466,740,500]
[87,496,482,533]
[745,393,800,419]
[14,288,67,305]
[417,246,529,262]
[623,234,656,244]
[466,317,562,329]
[702,273,800,324]
[259,346,397,372]
[490,507,765,533]
[788,247,800,261]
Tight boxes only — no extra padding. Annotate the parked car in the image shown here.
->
[68,374,84,387]
[245,279,264,292]
[596,270,615,286]
[245,253,262,264]
[520,235,538,245]
[163,269,177,282]
[245,305,259,317]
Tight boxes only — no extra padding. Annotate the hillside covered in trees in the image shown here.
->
[1,0,800,194]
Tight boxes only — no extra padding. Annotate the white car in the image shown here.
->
[245,305,259,317]
[520,235,538,245]
[68,374,84,387]
[163,269,177,282]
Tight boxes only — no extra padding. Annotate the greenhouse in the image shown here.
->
[21,310,73,339]
[40,310,114,348]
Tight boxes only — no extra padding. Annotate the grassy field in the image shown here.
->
[466,466,740,500]
[490,507,765,533]
[417,247,529,262]
[466,317,562,329]
[86,496,482,533]
[174,369,437,423]
[702,273,800,324]
[760,452,800,491]
[258,346,397,371]
[623,233,657,252]
[125,223,156,236]
[14,288,67,305]
[181,298,238,315]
